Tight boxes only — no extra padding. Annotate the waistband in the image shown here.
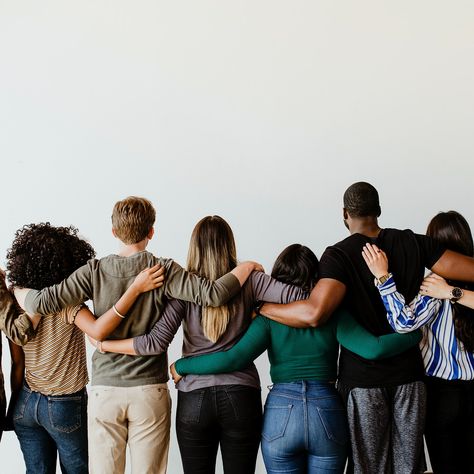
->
[270,380,336,396]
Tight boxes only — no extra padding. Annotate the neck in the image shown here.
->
[118,239,148,257]
[349,217,381,238]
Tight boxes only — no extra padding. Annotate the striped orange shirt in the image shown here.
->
[23,305,88,395]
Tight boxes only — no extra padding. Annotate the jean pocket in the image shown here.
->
[177,390,205,424]
[261,404,293,442]
[316,407,349,446]
[48,396,83,434]
[13,388,31,422]
[225,387,262,422]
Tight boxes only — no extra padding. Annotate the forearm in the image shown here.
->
[166,262,242,307]
[175,317,268,375]
[457,290,474,310]
[260,278,345,328]
[22,264,92,315]
[0,283,35,345]
[432,250,474,283]
[101,338,137,355]
[75,283,143,340]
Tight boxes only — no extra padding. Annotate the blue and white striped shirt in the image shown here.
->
[378,276,474,380]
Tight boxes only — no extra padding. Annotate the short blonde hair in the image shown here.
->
[111,196,156,244]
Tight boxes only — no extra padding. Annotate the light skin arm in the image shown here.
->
[259,278,346,328]
[420,273,474,310]
[362,243,441,331]
[88,297,185,355]
[5,340,24,430]
[74,264,165,340]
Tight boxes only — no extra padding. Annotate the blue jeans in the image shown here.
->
[261,381,349,474]
[13,384,88,474]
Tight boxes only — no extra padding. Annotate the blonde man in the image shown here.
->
[16,196,261,474]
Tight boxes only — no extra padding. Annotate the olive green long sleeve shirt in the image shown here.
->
[24,251,241,386]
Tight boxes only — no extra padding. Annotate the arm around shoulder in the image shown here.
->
[259,278,346,328]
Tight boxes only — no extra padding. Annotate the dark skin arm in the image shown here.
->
[259,278,346,328]
[5,340,24,430]
[432,250,474,282]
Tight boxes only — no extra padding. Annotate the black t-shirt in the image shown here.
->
[319,228,445,388]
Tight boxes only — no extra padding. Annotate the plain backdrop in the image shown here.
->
[1,1,473,472]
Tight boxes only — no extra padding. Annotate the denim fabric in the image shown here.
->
[13,384,88,474]
[261,381,348,473]
[176,385,262,474]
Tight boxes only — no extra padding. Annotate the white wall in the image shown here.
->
[1,1,473,472]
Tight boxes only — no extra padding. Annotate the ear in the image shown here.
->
[343,208,349,220]
[112,228,118,238]
[147,227,155,240]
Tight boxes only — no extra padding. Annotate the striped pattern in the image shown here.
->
[24,305,88,395]
[378,277,474,380]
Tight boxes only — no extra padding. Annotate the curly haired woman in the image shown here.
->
[6,222,162,474]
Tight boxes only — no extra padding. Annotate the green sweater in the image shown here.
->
[24,251,241,387]
[175,310,422,383]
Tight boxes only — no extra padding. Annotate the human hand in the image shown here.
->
[242,261,265,273]
[362,243,389,279]
[420,273,452,299]
[131,264,165,294]
[170,362,182,384]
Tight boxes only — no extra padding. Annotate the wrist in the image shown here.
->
[375,273,392,286]
[449,286,464,302]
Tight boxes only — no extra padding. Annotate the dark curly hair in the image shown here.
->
[427,211,474,352]
[7,223,96,290]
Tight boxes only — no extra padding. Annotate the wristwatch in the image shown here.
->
[450,287,464,302]
[375,273,392,286]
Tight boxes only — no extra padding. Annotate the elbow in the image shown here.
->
[87,329,107,341]
[305,303,326,328]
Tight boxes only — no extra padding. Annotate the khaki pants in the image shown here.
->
[88,383,171,474]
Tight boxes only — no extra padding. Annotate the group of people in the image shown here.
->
[0,181,473,474]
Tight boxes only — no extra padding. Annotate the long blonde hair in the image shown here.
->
[187,216,237,342]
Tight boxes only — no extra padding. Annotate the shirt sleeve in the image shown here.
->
[318,247,349,285]
[336,309,422,359]
[0,278,35,345]
[24,262,94,315]
[59,305,85,325]
[133,298,185,355]
[249,272,307,304]
[174,316,270,376]
[164,261,241,307]
[415,234,446,269]
[377,275,442,332]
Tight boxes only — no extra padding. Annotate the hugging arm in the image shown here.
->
[363,243,442,332]
[94,298,185,356]
[0,272,36,345]
[431,250,474,283]
[75,265,164,340]
[5,341,24,430]
[174,316,270,376]
[259,278,346,328]
[164,261,263,308]
[336,310,422,359]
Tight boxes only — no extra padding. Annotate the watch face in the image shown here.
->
[451,287,463,300]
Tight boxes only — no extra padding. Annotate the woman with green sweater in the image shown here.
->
[171,244,421,474]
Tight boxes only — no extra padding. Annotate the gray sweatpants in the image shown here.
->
[344,381,426,474]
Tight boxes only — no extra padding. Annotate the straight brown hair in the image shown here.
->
[187,216,237,342]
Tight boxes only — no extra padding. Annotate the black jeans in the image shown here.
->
[425,376,474,474]
[176,385,262,474]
